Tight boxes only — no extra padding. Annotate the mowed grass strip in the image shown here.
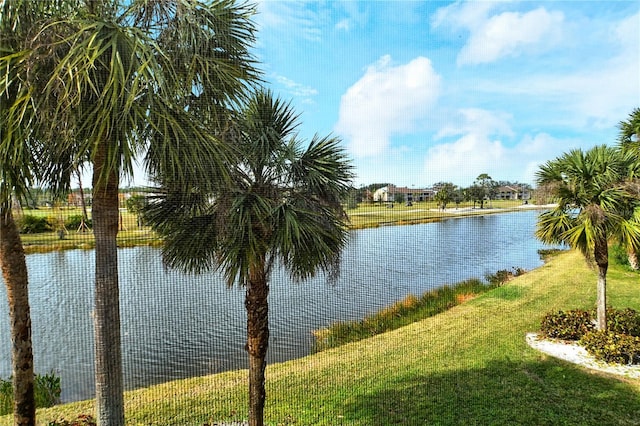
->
[4,250,640,425]
[311,273,517,352]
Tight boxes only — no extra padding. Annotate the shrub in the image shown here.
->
[0,377,10,417]
[48,415,97,426]
[537,248,564,261]
[606,308,640,337]
[35,372,61,408]
[484,268,525,286]
[0,372,61,416]
[580,330,640,365]
[17,215,54,233]
[610,243,629,267]
[540,309,594,340]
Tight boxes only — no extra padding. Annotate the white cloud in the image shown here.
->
[435,108,513,139]
[423,130,582,187]
[515,133,580,184]
[444,7,639,133]
[423,134,506,186]
[458,8,564,65]
[615,12,640,51]
[334,2,368,31]
[272,74,318,102]
[335,55,441,157]
[255,1,325,42]
[475,53,638,130]
[335,18,350,31]
[431,1,498,31]
[432,2,565,65]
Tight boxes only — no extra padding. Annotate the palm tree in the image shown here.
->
[0,1,260,424]
[0,1,57,422]
[535,145,640,330]
[618,107,640,269]
[619,108,640,147]
[0,124,36,426]
[144,90,353,426]
[0,202,34,426]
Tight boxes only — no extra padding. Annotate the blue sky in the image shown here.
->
[251,0,640,188]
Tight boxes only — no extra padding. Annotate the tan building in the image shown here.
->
[372,184,435,203]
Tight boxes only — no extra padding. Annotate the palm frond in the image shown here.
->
[618,107,640,147]
[146,89,353,288]
[535,208,575,245]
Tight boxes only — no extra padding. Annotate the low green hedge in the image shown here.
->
[580,331,640,365]
[541,307,640,341]
[607,307,640,337]
[540,309,594,340]
[540,307,640,365]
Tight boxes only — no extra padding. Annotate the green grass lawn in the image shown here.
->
[6,250,640,425]
[17,207,159,253]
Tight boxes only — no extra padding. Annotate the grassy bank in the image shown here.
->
[6,249,640,425]
[16,200,536,252]
[18,208,158,254]
[346,199,528,229]
[312,268,525,352]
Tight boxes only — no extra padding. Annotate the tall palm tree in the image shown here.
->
[0,1,62,423]
[0,1,260,424]
[535,145,640,330]
[144,90,354,426]
[618,107,640,269]
[0,104,36,426]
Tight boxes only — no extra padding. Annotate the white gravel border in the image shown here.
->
[526,332,640,379]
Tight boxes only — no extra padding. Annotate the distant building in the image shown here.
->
[372,184,435,203]
[67,192,92,207]
[496,185,531,200]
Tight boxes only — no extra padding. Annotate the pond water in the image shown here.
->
[0,210,558,402]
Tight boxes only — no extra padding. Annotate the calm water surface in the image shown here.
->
[0,210,557,402]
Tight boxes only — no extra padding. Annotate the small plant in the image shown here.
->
[0,372,61,416]
[0,377,11,417]
[456,293,476,304]
[35,372,61,408]
[485,267,525,286]
[537,248,564,261]
[540,309,594,340]
[580,330,640,365]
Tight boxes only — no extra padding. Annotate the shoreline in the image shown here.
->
[351,203,556,229]
[429,203,556,215]
[20,204,557,253]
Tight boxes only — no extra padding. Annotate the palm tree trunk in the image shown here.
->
[92,144,124,426]
[0,208,35,425]
[627,250,639,270]
[596,265,607,331]
[76,171,90,232]
[595,239,608,331]
[245,263,269,426]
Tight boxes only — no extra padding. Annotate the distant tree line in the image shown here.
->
[346,177,534,209]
